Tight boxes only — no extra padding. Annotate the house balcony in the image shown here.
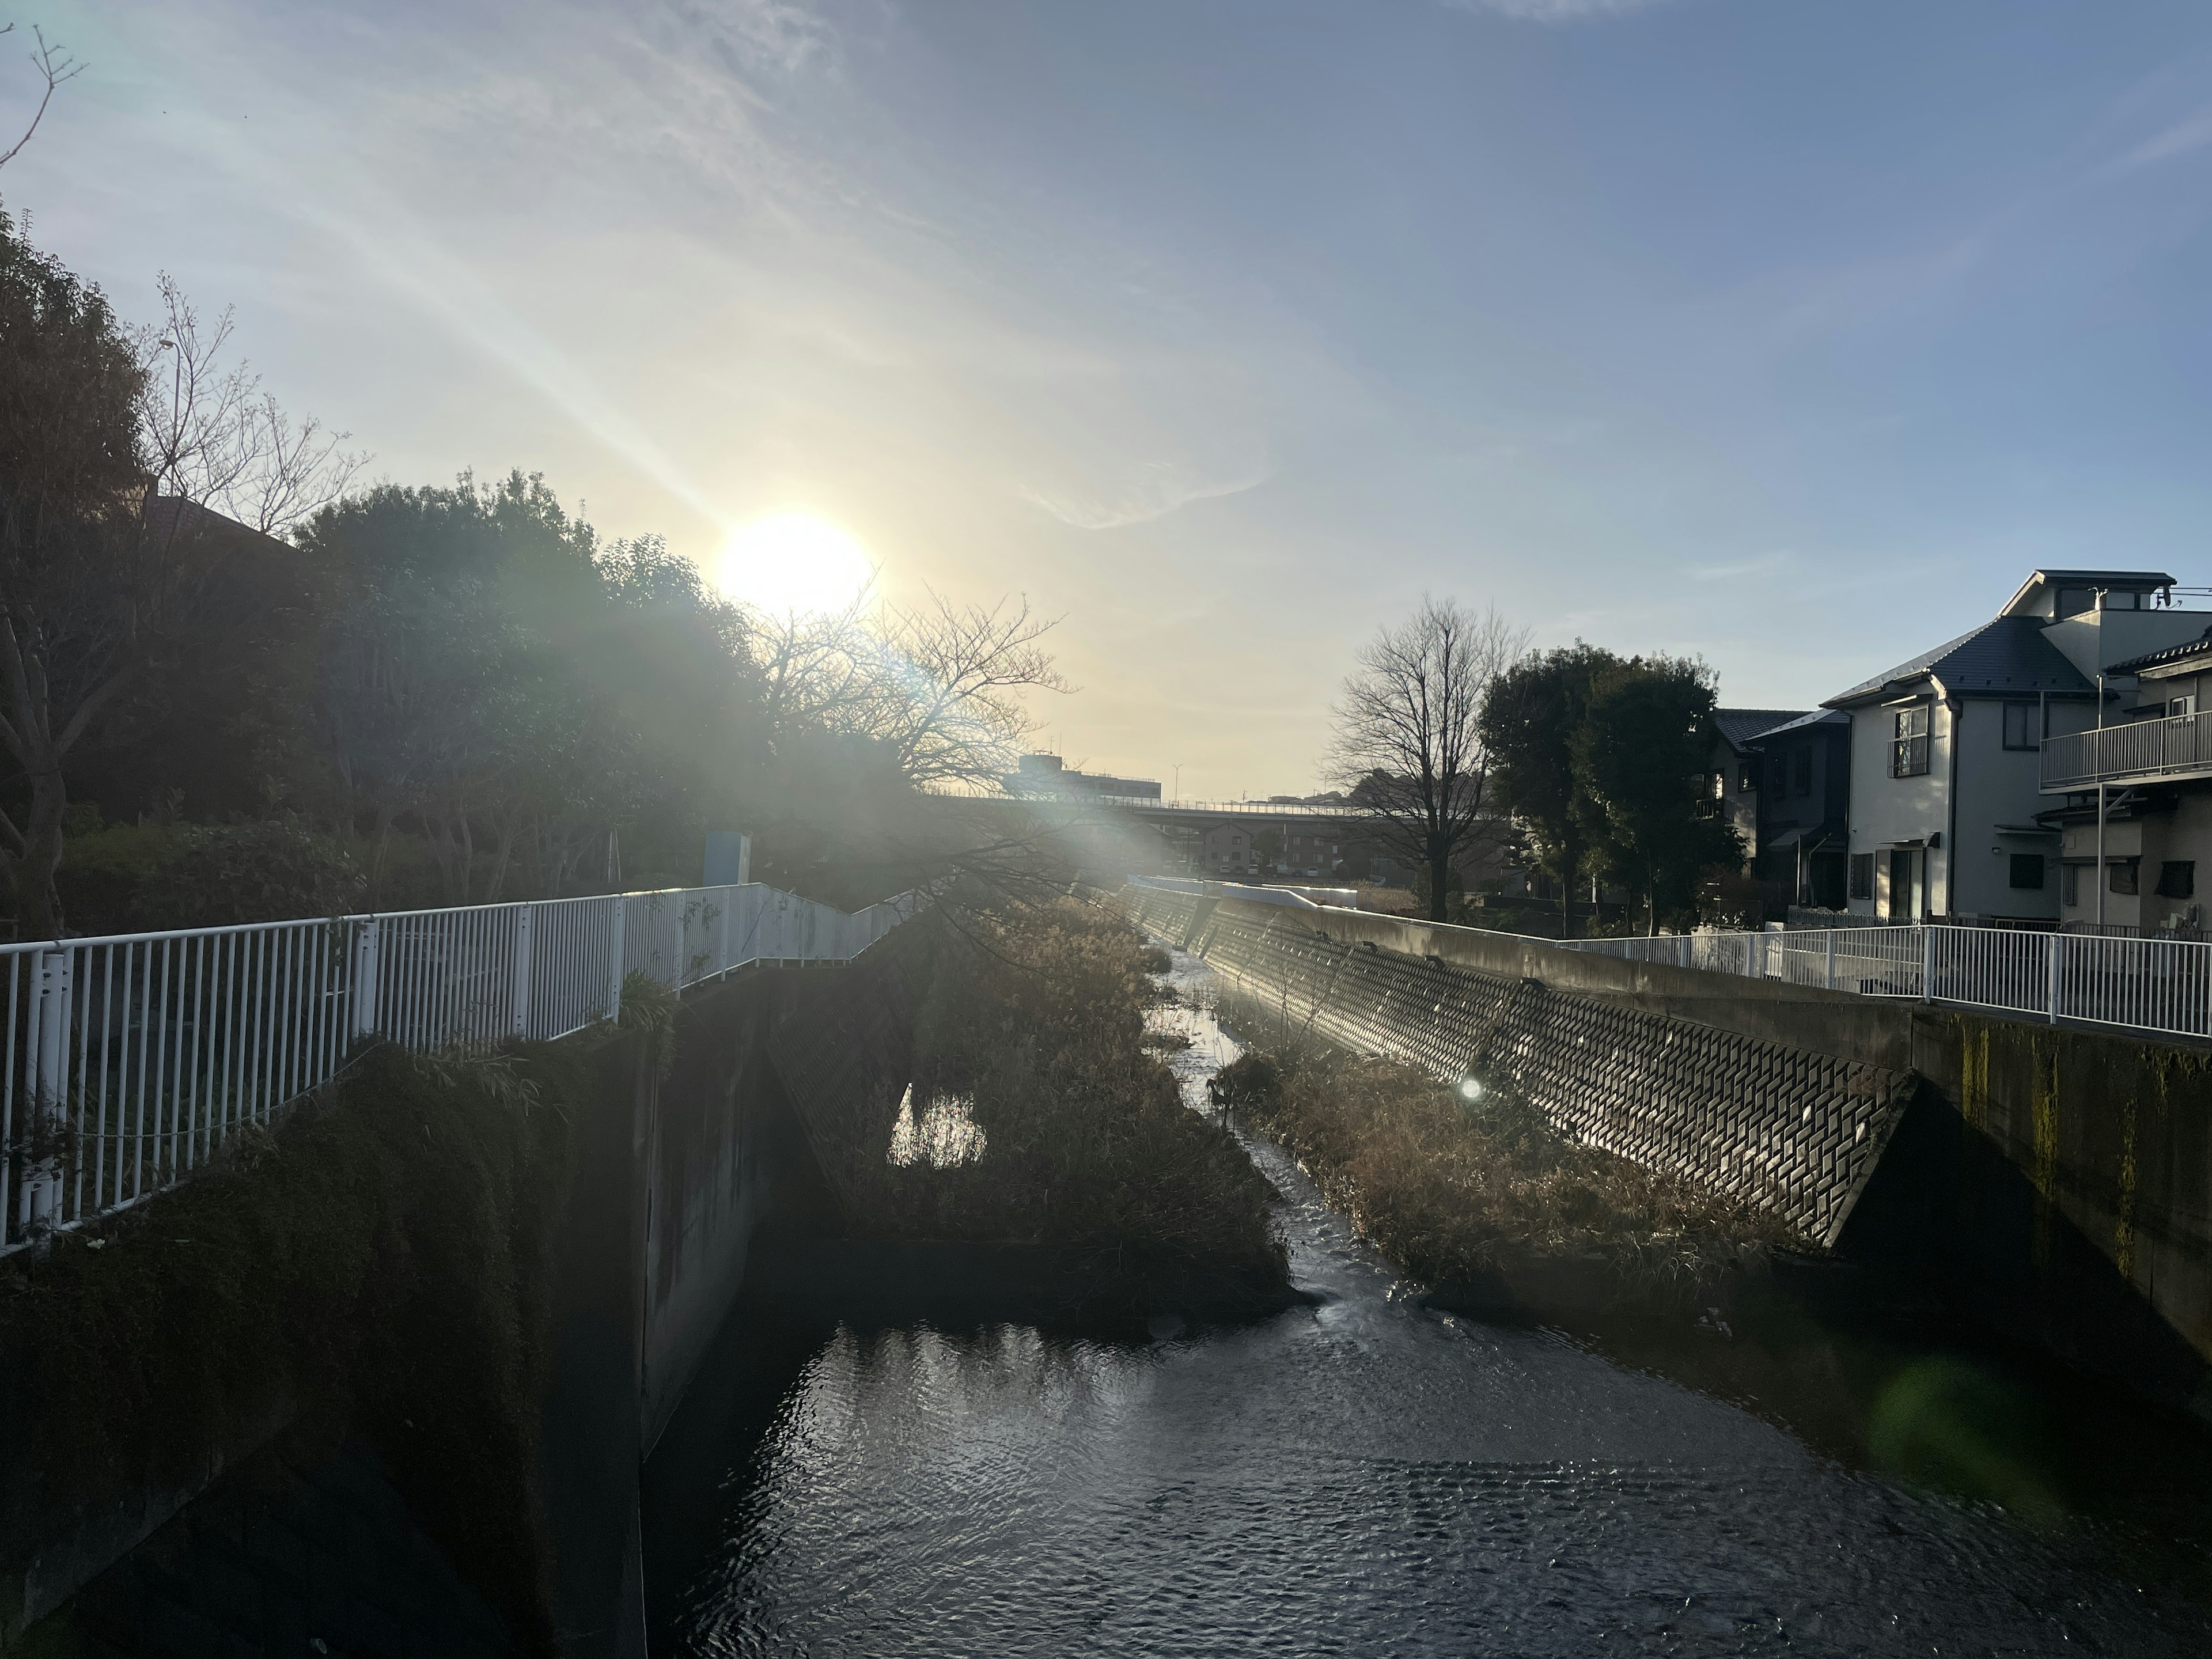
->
[2041,711,2212,793]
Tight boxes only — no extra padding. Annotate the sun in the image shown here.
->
[713,512,877,615]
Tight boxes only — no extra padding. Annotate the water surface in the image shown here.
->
[647,951,2212,1656]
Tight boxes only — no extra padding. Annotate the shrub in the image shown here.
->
[847,897,1285,1287]
[1225,1033,1799,1297]
[52,817,369,935]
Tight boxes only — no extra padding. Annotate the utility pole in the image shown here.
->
[2096,669,2108,929]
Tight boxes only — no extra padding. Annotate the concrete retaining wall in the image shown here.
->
[1129,888,1913,1248]
[1131,887,2212,1408]
[5,943,926,1658]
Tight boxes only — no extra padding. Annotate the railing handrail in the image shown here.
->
[0,883,771,957]
[3,880,918,1255]
[2041,707,2212,790]
[1135,877,2212,1046]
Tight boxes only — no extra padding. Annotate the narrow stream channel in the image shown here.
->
[643,949,2212,1656]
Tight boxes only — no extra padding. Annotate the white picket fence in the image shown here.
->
[1,882,914,1256]
[1559,923,2212,1039]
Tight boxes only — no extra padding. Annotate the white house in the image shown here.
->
[1828,570,2207,922]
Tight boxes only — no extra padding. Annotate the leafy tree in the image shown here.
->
[1574,654,1741,933]
[1325,597,1528,923]
[0,201,147,938]
[1476,643,1616,936]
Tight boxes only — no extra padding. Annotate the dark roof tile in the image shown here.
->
[1824,615,2092,707]
[1712,708,1809,748]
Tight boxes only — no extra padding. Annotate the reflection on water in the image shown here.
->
[887,1083,987,1168]
[649,950,2212,1656]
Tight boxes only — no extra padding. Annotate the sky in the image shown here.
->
[7,0,2212,798]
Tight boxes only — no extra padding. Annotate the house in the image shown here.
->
[1748,709,1851,908]
[1706,710,1808,874]
[2037,623,2212,932]
[1827,570,2205,922]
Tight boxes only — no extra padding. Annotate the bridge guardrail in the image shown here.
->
[1,882,915,1257]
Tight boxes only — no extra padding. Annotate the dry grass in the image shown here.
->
[1219,1038,1802,1300]
[853,897,1285,1289]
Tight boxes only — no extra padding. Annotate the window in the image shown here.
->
[1710,771,1726,801]
[1848,852,1875,901]
[2009,854,2045,890]
[2002,702,2039,750]
[2063,864,2080,907]
[1738,761,1756,793]
[2111,859,2140,896]
[1792,747,1812,796]
[1891,704,1931,778]
[2158,861,2196,899]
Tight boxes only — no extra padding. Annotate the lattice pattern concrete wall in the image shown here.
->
[1128,889,1912,1248]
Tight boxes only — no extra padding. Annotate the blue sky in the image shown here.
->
[8,0,2212,795]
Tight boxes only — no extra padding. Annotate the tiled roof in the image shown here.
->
[1824,615,2093,707]
[1712,708,1808,748]
[2107,625,2212,677]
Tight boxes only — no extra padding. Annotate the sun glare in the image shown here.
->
[714,512,877,616]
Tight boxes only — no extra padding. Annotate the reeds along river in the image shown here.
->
[640,948,2212,1656]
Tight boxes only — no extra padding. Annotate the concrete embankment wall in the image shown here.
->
[1131,887,1916,1249]
[1130,888,2212,1410]
[1,942,924,1658]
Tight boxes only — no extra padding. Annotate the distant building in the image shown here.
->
[1706,710,1808,874]
[1003,753,1162,801]
[1749,710,1851,908]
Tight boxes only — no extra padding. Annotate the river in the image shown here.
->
[642,949,2212,1656]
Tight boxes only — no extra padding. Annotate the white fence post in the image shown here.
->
[2047,931,2063,1025]
[1919,926,1935,1002]
[512,903,535,1038]
[17,950,71,1236]
[608,895,627,1020]
[1824,930,1836,991]
[352,919,381,1041]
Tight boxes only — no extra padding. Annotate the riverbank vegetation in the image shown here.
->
[1214,1035,1798,1310]
[0,1036,632,1653]
[840,897,1287,1312]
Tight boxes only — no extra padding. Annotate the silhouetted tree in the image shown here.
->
[1325,597,1528,923]
[1576,654,1741,933]
[1478,643,1615,937]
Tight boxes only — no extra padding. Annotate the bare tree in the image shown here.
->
[868,590,1069,790]
[745,585,1069,791]
[0,22,81,172]
[1325,597,1529,922]
[137,275,366,535]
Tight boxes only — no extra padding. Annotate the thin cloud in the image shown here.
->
[2113,105,2212,173]
[1018,452,1274,531]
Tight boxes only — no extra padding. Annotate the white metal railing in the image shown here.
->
[1558,923,2212,1040]
[1,882,914,1256]
[2042,710,2212,791]
[1152,874,2212,1047]
[1016,793,1365,818]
